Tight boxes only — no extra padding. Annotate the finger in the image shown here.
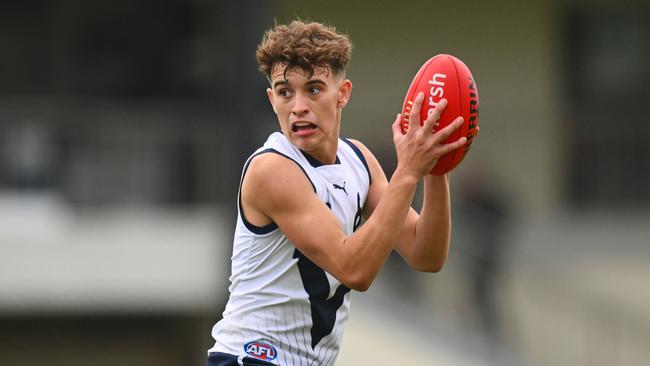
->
[392,113,406,144]
[433,116,464,142]
[423,98,447,133]
[406,92,425,135]
[437,136,467,156]
[391,113,403,138]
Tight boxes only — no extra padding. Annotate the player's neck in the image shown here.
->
[303,139,339,165]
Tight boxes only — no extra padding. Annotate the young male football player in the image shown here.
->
[208,20,467,366]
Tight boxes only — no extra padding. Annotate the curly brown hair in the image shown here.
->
[256,20,352,80]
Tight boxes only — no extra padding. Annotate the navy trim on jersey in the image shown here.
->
[238,148,317,234]
[293,249,351,349]
[341,138,372,185]
[300,149,341,167]
[207,352,276,366]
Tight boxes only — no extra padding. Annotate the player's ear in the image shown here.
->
[337,79,352,109]
[266,88,277,114]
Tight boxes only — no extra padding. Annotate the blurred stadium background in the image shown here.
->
[1,0,649,365]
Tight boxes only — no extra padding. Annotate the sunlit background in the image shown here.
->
[1,0,649,365]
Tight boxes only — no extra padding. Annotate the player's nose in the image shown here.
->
[291,93,309,116]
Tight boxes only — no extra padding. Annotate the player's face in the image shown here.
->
[267,64,352,163]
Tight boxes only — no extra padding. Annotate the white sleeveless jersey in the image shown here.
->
[209,132,371,366]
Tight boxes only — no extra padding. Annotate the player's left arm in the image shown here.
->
[351,140,451,272]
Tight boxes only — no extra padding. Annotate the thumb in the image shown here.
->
[391,113,404,138]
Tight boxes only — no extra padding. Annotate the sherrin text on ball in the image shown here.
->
[401,54,479,174]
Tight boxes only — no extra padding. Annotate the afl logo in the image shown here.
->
[244,341,278,361]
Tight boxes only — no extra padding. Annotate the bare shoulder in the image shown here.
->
[246,152,303,182]
[242,152,315,214]
[241,151,346,272]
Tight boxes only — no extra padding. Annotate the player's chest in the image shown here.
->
[312,167,364,234]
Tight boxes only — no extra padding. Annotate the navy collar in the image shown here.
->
[300,150,340,167]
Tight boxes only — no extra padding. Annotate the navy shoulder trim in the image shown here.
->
[341,138,372,185]
[238,148,316,234]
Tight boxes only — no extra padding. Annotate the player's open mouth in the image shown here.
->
[291,122,317,133]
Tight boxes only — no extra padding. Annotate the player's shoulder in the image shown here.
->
[242,150,317,218]
[342,137,367,151]
[342,138,379,160]
[247,150,294,175]
[341,138,381,169]
[247,151,306,181]
[244,150,315,196]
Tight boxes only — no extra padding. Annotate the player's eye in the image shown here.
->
[309,87,321,95]
[278,89,292,97]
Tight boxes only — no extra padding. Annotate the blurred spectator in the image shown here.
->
[454,170,510,342]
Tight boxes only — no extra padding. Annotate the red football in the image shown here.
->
[401,54,479,175]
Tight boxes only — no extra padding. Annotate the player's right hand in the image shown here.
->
[391,92,466,180]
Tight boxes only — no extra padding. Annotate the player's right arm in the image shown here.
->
[241,151,417,291]
[241,93,445,291]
